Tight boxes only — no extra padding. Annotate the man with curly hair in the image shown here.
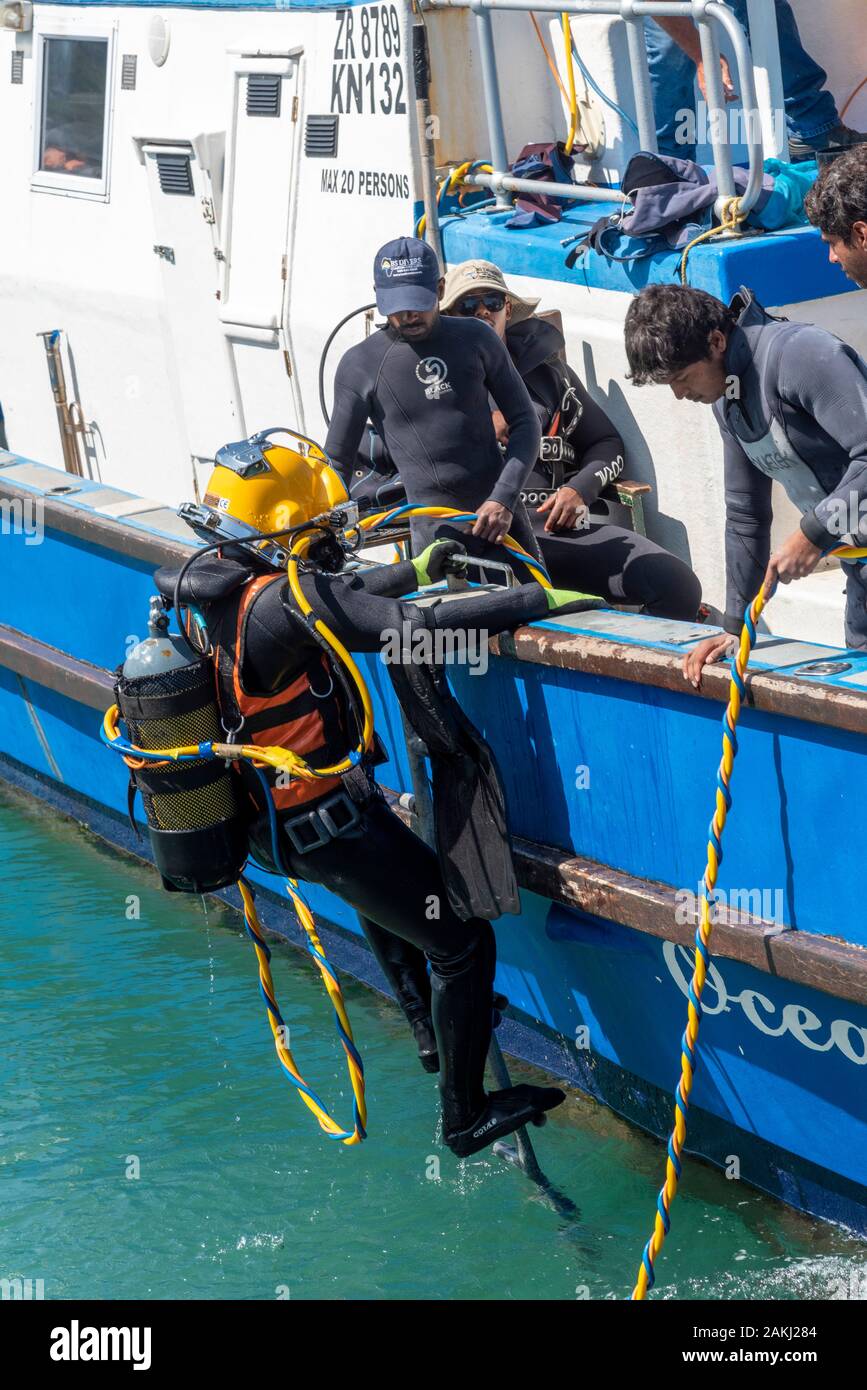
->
[805,144,867,289]
[623,283,867,682]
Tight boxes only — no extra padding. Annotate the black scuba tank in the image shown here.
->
[115,598,249,893]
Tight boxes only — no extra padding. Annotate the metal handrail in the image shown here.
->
[473,170,629,202]
[422,0,770,222]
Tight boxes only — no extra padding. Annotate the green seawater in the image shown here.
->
[1,782,865,1302]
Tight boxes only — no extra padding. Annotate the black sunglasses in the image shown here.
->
[452,291,507,316]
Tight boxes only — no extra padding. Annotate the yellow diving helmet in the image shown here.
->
[179,427,351,564]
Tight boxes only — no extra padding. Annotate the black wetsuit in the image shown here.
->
[324,316,543,569]
[333,315,701,617]
[164,551,553,1137]
[715,290,867,644]
[509,317,702,620]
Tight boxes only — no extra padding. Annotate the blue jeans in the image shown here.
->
[645,2,839,161]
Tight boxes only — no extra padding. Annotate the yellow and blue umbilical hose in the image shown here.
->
[239,876,366,1144]
[415,161,494,239]
[632,541,867,1298]
[101,705,368,1144]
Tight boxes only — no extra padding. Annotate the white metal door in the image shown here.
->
[141,140,241,468]
[220,53,304,436]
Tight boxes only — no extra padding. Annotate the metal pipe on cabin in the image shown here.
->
[466,171,627,201]
[621,7,658,153]
[705,0,764,215]
[470,1,513,208]
[37,331,85,478]
[424,1,721,17]
[745,0,786,160]
[423,0,762,209]
[693,0,737,211]
[412,17,445,267]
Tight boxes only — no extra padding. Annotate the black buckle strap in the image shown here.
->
[283,788,362,855]
[538,436,575,491]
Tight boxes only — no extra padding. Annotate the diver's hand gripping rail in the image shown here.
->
[355,504,552,590]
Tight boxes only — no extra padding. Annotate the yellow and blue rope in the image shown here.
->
[633,542,867,1295]
[415,160,494,239]
[631,580,772,1299]
[239,878,366,1145]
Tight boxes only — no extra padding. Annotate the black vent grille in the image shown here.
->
[246,74,281,117]
[156,154,194,196]
[304,114,339,158]
[11,51,23,84]
[121,54,137,90]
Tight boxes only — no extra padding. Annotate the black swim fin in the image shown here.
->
[388,657,519,921]
[444,1084,566,1158]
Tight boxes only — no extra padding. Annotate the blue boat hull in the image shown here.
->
[1,459,865,1234]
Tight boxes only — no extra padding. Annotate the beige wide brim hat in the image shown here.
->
[441,259,540,325]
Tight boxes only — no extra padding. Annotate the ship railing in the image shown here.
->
[420,0,785,223]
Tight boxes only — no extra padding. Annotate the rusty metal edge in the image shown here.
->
[387,802,867,1009]
[492,628,867,738]
[0,476,195,568]
[509,834,867,1009]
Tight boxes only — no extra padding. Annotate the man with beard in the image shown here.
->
[805,144,867,289]
[624,283,867,682]
[325,236,543,569]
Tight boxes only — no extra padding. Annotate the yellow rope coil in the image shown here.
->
[679,196,746,285]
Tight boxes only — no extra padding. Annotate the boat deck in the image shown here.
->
[440,199,854,305]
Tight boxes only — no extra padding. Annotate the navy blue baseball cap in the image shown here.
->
[374,237,441,315]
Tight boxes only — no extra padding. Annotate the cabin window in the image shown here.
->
[32,30,114,198]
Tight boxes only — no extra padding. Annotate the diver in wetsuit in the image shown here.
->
[324,236,544,574]
[169,440,593,1157]
[624,282,867,681]
[440,261,702,621]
